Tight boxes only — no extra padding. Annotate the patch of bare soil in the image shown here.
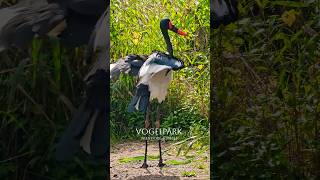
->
[110,141,209,180]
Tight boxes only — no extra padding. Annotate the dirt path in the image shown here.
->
[110,141,209,180]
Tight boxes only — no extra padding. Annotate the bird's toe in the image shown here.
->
[158,162,166,168]
[141,163,149,168]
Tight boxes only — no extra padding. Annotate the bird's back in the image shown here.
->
[138,51,183,78]
[138,52,183,103]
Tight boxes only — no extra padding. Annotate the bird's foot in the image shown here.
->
[141,162,148,168]
[158,162,166,167]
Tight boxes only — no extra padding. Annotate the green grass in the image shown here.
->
[197,164,205,169]
[118,155,159,163]
[181,170,197,177]
[166,159,192,165]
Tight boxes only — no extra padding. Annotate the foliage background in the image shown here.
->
[110,0,210,154]
[211,0,320,179]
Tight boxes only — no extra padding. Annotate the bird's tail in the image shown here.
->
[55,69,109,162]
[0,2,66,51]
[128,84,150,113]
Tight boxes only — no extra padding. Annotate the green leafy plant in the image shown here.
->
[211,0,320,178]
[181,170,197,177]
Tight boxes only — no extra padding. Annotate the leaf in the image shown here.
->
[272,32,291,54]
[281,10,299,27]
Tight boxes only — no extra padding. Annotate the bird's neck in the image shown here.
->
[161,29,173,57]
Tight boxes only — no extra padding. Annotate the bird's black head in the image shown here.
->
[160,19,171,30]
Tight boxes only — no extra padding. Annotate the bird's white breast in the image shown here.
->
[138,54,174,103]
[148,68,172,103]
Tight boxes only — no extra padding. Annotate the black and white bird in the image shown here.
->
[0,0,109,162]
[111,18,187,168]
[211,0,238,29]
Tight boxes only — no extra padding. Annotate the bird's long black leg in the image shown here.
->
[156,103,165,167]
[141,104,151,168]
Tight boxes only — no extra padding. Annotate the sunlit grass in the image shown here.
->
[118,155,159,163]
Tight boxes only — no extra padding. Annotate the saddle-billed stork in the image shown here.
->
[112,18,187,168]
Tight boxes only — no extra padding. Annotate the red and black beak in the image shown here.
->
[168,21,188,37]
